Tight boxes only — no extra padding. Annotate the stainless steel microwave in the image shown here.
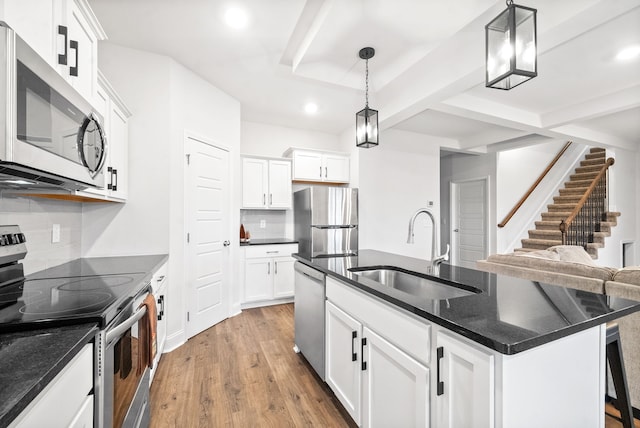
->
[0,24,106,191]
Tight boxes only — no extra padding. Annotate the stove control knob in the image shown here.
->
[4,234,14,245]
[0,235,6,246]
[19,233,26,243]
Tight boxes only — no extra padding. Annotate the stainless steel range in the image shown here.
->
[0,225,152,428]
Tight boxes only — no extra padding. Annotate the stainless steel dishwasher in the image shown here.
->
[293,261,326,380]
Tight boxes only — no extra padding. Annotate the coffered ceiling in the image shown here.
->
[89,0,640,152]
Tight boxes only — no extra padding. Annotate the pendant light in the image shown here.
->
[356,47,379,148]
[485,0,537,90]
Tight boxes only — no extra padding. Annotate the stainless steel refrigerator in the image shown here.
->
[294,187,358,258]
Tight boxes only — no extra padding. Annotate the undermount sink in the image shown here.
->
[350,267,477,300]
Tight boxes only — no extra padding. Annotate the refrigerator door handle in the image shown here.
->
[311,225,358,230]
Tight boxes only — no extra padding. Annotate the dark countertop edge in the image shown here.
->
[240,239,298,246]
[294,255,638,355]
[0,324,98,427]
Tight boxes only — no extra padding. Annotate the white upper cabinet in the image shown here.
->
[242,157,292,209]
[284,148,350,183]
[82,72,130,201]
[0,0,106,105]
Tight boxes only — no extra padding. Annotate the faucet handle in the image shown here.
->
[442,244,450,261]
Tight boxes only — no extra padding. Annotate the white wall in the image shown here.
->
[440,151,497,257]
[82,44,172,257]
[168,60,242,339]
[241,121,342,157]
[0,194,82,274]
[596,146,638,267]
[83,43,241,351]
[358,129,440,260]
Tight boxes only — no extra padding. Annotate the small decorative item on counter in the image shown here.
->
[245,230,251,242]
[240,224,246,242]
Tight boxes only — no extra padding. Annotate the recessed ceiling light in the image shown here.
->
[616,45,640,61]
[224,7,248,29]
[304,103,318,115]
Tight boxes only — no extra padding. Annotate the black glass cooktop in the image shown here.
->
[0,272,149,333]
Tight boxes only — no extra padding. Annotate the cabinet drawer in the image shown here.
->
[11,344,93,428]
[327,277,431,366]
[152,262,168,293]
[245,244,298,259]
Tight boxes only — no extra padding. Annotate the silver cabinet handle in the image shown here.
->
[325,167,328,178]
[267,262,270,275]
[266,250,279,254]
[157,275,165,282]
[263,194,266,205]
[223,240,231,247]
[270,194,273,205]
[275,262,278,274]
[319,166,322,177]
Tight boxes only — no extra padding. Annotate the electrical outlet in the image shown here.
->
[260,220,266,229]
[52,224,61,243]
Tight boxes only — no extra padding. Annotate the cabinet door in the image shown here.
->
[1,0,56,66]
[244,258,272,302]
[292,151,323,181]
[272,256,295,298]
[268,160,292,209]
[362,327,429,428]
[64,0,98,103]
[323,154,350,183]
[242,158,268,208]
[107,101,129,199]
[435,331,494,428]
[326,301,362,426]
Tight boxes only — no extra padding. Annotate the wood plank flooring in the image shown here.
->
[150,303,638,427]
[149,303,356,427]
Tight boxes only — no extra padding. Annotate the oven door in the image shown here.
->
[101,292,151,428]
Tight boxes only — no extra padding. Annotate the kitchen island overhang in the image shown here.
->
[294,249,640,355]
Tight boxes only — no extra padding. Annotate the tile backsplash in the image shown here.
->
[240,209,293,241]
[0,193,82,275]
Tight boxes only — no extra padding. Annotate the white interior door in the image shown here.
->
[451,178,488,269]
[185,134,230,338]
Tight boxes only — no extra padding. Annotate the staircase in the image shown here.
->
[515,147,620,259]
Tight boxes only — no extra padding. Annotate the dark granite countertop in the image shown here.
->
[0,254,169,426]
[295,250,640,355]
[0,324,97,427]
[240,238,298,246]
[26,254,169,280]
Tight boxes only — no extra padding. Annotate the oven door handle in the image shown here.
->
[106,304,148,345]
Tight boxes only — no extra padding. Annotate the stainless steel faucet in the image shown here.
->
[407,208,450,274]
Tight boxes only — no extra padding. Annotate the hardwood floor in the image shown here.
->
[150,303,356,427]
[605,403,640,428]
[151,303,638,427]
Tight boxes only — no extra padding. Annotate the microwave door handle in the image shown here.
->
[106,305,147,345]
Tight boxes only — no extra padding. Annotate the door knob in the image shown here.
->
[453,229,459,232]
[223,240,231,247]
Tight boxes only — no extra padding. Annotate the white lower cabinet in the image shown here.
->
[326,301,362,425]
[325,277,606,428]
[242,244,298,306]
[434,331,494,428]
[150,261,168,384]
[10,343,94,428]
[326,281,430,428]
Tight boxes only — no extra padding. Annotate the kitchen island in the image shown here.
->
[294,250,640,428]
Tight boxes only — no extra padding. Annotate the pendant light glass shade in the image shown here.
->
[356,47,379,148]
[356,107,378,148]
[486,1,537,90]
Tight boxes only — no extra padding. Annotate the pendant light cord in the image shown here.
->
[365,58,369,108]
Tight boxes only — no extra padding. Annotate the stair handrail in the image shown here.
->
[498,141,572,228]
[559,157,615,243]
